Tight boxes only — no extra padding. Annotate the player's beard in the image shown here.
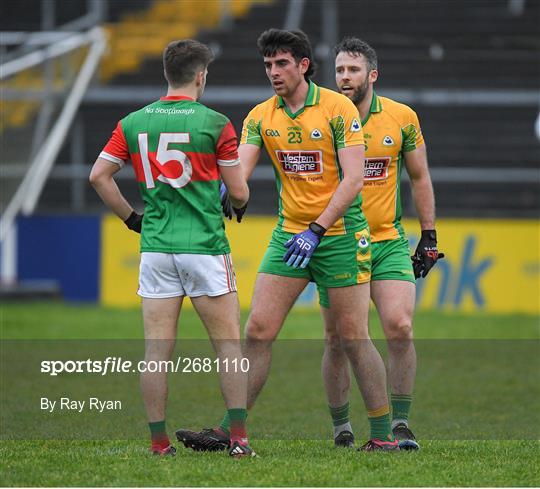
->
[350,76,370,106]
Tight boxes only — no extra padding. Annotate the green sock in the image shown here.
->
[329,402,350,427]
[220,409,248,437]
[391,393,412,424]
[219,411,231,435]
[368,406,394,441]
[148,420,168,445]
[228,408,248,440]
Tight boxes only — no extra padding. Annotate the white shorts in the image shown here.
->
[137,252,237,299]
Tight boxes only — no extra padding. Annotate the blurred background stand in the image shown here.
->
[0,0,538,306]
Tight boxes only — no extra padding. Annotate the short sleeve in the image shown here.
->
[240,107,263,147]
[216,121,239,167]
[330,96,365,150]
[100,121,129,167]
[402,109,425,152]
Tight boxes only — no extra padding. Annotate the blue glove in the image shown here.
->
[283,226,323,268]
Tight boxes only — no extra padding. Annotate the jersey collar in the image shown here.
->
[361,91,383,125]
[160,95,195,101]
[276,81,320,119]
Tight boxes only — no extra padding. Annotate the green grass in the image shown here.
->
[1,302,538,339]
[1,302,539,486]
[1,440,538,487]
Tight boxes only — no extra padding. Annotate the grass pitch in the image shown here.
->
[1,302,539,487]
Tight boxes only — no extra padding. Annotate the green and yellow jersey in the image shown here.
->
[240,81,367,236]
[361,93,424,242]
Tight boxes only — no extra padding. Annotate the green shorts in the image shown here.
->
[259,226,371,288]
[318,237,414,308]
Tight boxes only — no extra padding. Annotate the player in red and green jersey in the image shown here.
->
[177,29,398,452]
[89,39,255,458]
[320,37,444,450]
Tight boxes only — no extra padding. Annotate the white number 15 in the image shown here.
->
[138,132,193,189]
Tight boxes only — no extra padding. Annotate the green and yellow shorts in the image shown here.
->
[318,236,415,308]
[259,226,371,289]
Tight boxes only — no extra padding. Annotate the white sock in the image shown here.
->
[333,421,353,439]
[391,418,408,430]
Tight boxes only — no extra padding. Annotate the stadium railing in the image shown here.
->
[0,27,107,284]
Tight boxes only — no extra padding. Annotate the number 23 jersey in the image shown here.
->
[240,82,367,236]
[100,95,238,254]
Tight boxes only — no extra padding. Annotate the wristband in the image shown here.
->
[308,222,327,237]
[421,229,437,241]
[124,211,143,232]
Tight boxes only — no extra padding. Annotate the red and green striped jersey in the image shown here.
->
[100,95,239,254]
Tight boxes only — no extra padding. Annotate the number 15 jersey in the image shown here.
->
[100,95,238,254]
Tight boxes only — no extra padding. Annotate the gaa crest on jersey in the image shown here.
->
[383,135,395,146]
[350,118,361,132]
[310,128,322,140]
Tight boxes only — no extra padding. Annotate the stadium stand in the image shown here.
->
[2,0,539,217]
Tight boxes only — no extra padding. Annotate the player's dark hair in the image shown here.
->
[334,37,378,71]
[163,39,214,87]
[257,28,316,81]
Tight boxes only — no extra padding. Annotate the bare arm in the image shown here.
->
[89,157,134,220]
[219,143,260,209]
[404,144,435,230]
[238,143,261,181]
[315,144,365,230]
[220,163,249,208]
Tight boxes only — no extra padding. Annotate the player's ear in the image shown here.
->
[369,69,379,83]
[299,57,310,75]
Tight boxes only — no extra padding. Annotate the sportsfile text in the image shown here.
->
[40,356,250,376]
[41,357,132,376]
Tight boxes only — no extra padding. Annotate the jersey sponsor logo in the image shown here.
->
[364,157,391,180]
[310,128,322,140]
[350,118,361,132]
[383,135,395,146]
[276,150,323,175]
[265,128,280,137]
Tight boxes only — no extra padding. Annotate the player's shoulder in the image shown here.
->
[318,86,359,120]
[197,102,232,125]
[247,96,279,119]
[379,96,418,121]
[319,86,354,107]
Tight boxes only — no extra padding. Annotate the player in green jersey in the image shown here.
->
[177,29,398,452]
[89,39,255,458]
[320,37,444,450]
